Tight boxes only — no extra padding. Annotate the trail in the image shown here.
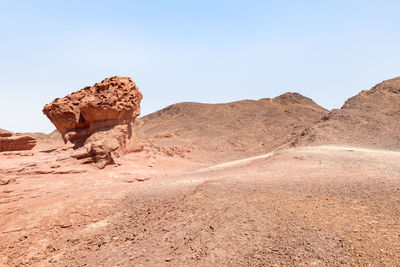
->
[196,145,400,172]
[316,145,400,156]
[195,152,275,172]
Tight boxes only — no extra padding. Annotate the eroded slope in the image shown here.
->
[136,93,328,161]
[293,77,400,150]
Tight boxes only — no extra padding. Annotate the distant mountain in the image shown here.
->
[292,77,400,150]
[135,93,328,160]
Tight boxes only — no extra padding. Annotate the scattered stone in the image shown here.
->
[18,235,28,241]
[46,245,57,253]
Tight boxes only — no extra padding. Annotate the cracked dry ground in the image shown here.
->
[2,146,400,266]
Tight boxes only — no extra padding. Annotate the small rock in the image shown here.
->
[59,224,72,228]
[0,178,11,186]
[46,245,56,253]
[136,177,150,182]
[19,235,28,241]
[50,164,61,169]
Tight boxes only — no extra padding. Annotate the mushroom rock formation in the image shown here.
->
[0,129,36,152]
[43,76,143,168]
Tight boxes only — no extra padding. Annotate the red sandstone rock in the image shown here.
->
[43,76,143,167]
[71,138,120,169]
[0,129,12,138]
[0,129,36,152]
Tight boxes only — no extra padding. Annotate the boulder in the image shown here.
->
[72,138,120,169]
[43,76,143,168]
[0,129,36,152]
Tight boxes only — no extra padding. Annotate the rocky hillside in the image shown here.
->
[292,77,400,150]
[135,93,328,161]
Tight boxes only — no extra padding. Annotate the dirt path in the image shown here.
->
[198,145,400,172]
[317,145,400,155]
[195,152,275,171]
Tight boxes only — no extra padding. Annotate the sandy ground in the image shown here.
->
[1,145,400,266]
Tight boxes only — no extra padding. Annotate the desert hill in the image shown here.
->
[135,92,328,161]
[292,77,400,150]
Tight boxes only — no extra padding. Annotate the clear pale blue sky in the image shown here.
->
[1,0,399,133]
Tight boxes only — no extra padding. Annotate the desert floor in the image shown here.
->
[1,145,400,266]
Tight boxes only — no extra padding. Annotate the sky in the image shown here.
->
[0,0,399,133]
